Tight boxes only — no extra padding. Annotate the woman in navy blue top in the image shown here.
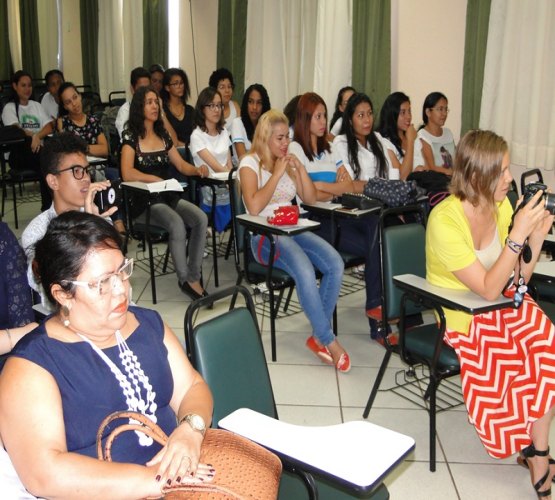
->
[0,212,214,498]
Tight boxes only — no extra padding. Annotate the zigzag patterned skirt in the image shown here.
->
[444,293,555,458]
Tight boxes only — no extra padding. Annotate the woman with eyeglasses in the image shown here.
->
[413,92,455,175]
[427,130,555,498]
[208,68,241,133]
[189,87,232,232]
[239,109,350,373]
[0,211,215,498]
[376,91,416,180]
[161,68,196,150]
[56,82,108,158]
[121,87,209,301]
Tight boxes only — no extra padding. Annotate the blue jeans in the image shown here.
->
[250,232,344,346]
[314,215,381,310]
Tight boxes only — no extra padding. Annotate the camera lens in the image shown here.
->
[544,192,555,215]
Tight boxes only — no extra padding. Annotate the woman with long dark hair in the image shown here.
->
[120,87,209,300]
[376,91,416,180]
[231,83,271,160]
[329,86,356,139]
[161,68,195,149]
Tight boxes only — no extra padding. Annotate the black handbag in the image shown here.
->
[362,177,423,207]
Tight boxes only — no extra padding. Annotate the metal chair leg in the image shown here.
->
[363,350,392,418]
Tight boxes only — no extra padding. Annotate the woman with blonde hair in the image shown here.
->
[427,129,555,498]
[238,110,350,372]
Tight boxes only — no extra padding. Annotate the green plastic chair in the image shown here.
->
[185,285,389,500]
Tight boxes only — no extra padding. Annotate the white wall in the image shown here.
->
[391,0,467,141]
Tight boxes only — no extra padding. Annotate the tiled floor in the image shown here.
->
[6,188,551,500]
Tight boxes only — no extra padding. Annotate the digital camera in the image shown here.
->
[522,182,555,215]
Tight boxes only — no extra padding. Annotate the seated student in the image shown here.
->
[161,68,196,150]
[40,69,64,121]
[413,91,455,175]
[117,67,178,144]
[189,87,232,233]
[57,82,109,158]
[376,92,417,180]
[231,83,271,161]
[328,86,356,140]
[1,70,54,211]
[239,109,349,372]
[208,68,241,133]
[283,94,301,139]
[0,211,215,499]
[21,132,116,308]
[121,87,209,300]
[331,93,394,340]
[427,130,555,499]
[149,63,165,95]
[0,222,38,357]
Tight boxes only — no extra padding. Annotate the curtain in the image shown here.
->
[480,0,555,170]
[143,0,168,70]
[123,0,143,92]
[80,0,99,93]
[313,0,352,112]
[98,0,124,102]
[460,0,491,135]
[19,0,41,77]
[245,0,318,110]
[0,0,13,80]
[7,0,21,72]
[37,0,59,78]
[352,0,390,119]
[217,0,247,101]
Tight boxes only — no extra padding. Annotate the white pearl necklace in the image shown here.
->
[76,330,158,446]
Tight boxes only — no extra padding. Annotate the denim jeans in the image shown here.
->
[314,215,381,310]
[141,200,208,284]
[250,231,344,346]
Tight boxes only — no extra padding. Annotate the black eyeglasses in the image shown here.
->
[204,103,224,111]
[55,165,95,180]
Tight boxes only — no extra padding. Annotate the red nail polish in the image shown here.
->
[176,476,181,483]
[166,479,172,486]
[199,477,204,482]
[155,475,161,482]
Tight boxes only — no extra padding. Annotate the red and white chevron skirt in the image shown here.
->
[444,294,555,458]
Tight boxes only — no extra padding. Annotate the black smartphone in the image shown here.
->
[94,180,121,212]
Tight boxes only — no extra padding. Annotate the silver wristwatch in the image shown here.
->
[180,413,206,435]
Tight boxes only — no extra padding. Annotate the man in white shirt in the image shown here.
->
[22,132,116,307]
[40,69,65,121]
[115,67,151,138]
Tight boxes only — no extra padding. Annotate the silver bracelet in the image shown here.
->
[5,328,13,350]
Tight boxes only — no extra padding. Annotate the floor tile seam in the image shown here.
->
[436,433,462,499]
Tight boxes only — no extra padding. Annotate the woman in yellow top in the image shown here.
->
[426,130,555,498]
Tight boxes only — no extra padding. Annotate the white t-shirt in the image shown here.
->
[189,127,231,173]
[1,101,50,132]
[332,133,398,181]
[330,117,343,136]
[288,141,342,184]
[41,92,59,121]
[414,127,455,169]
[223,102,238,133]
[231,117,251,152]
[115,101,130,138]
[238,154,297,218]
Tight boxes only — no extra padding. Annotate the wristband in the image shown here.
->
[506,237,524,254]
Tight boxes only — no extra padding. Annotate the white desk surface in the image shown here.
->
[394,274,512,313]
[302,201,381,217]
[218,408,414,491]
[545,234,555,244]
[534,260,555,280]
[236,214,320,233]
[209,171,236,180]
